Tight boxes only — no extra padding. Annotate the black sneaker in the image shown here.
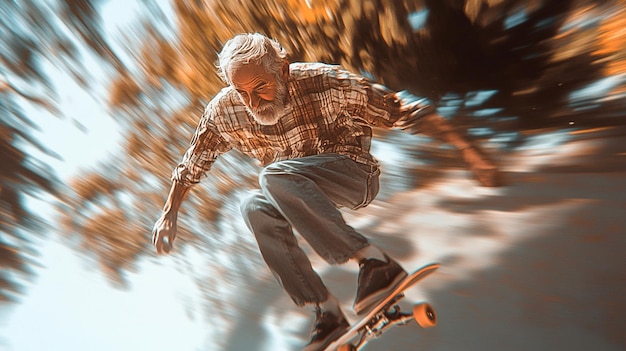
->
[353,254,408,315]
[303,307,350,351]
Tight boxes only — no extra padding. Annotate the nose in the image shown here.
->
[249,92,261,108]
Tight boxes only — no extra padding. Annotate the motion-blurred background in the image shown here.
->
[1,1,625,350]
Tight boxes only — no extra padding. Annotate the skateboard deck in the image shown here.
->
[324,263,440,351]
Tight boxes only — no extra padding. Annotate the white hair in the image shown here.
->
[217,33,287,85]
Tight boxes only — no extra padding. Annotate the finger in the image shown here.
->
[151,228,158,246]
[166,225,177,253]
[476,168,490,186]
[162,236,172,254]
[154,230,166,254]
[151,229,160,253]
[154,237,163,254]
[478,168,499,187]
[152,227,162,253]
[480,172,492,187]
[152,221,163,246]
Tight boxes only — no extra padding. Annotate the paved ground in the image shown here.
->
[223,126,626,351]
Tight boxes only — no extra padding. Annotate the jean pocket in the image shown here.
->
[354,164,380,209]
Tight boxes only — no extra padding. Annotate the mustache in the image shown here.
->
[245,75,288,125]
[255,101,274,113]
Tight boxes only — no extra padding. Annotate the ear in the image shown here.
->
[280,59,290,81]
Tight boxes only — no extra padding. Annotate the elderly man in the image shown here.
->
[152,33,500,350]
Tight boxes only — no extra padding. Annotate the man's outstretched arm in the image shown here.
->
[358,81,502,187]
[152,181,192,254]
[151,102,232,254]
[417,113,503,187]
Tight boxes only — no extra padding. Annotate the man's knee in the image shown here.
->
[259,162,309,197]
[239,191,267,220]
[259,161,292,183]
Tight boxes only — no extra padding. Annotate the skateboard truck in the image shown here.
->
[347,296,436,351]
[329,263,440,351]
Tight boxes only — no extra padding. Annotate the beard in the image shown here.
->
[246,75,289,125]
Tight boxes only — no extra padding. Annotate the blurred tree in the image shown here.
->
[42,1,624,346]
[57,0,625,312]
[0,0,121,302]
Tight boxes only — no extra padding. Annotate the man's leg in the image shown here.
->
[241,153,406,349]
[240,191,330,306]
[240,190,349,351]
[241,153,376,305]
[258,154,375,264]
[257,154,407,315]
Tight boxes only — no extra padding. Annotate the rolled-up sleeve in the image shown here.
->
[171,104,232,187]
[362,81,435,133]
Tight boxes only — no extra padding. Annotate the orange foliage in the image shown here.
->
[595,2,626,76]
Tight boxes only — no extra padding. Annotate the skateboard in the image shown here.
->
[324,263,440,351]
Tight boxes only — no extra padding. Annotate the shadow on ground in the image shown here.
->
[356,132,626,351]
[221,127,625,351]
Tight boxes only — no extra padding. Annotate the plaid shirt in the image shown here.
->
[173,62,433,186]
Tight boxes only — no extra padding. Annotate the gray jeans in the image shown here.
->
[240,153,380,306]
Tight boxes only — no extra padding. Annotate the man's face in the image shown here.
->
[230,61,289,125]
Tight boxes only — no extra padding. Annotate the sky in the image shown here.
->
[1,1,210,351]
[2,241,207,351]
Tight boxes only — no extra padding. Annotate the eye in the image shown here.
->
[255,83,270,93]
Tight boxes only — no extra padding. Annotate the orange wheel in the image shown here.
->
[338,343,357,351]
[413,303,437,328]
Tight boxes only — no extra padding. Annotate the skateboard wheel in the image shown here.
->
[413,303,437,328]
[338,343,357,351]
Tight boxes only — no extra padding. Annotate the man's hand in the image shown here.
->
[461,146,503,187]
[152,213,178,254]
[415,114,503,187]
[152,181,191,254]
